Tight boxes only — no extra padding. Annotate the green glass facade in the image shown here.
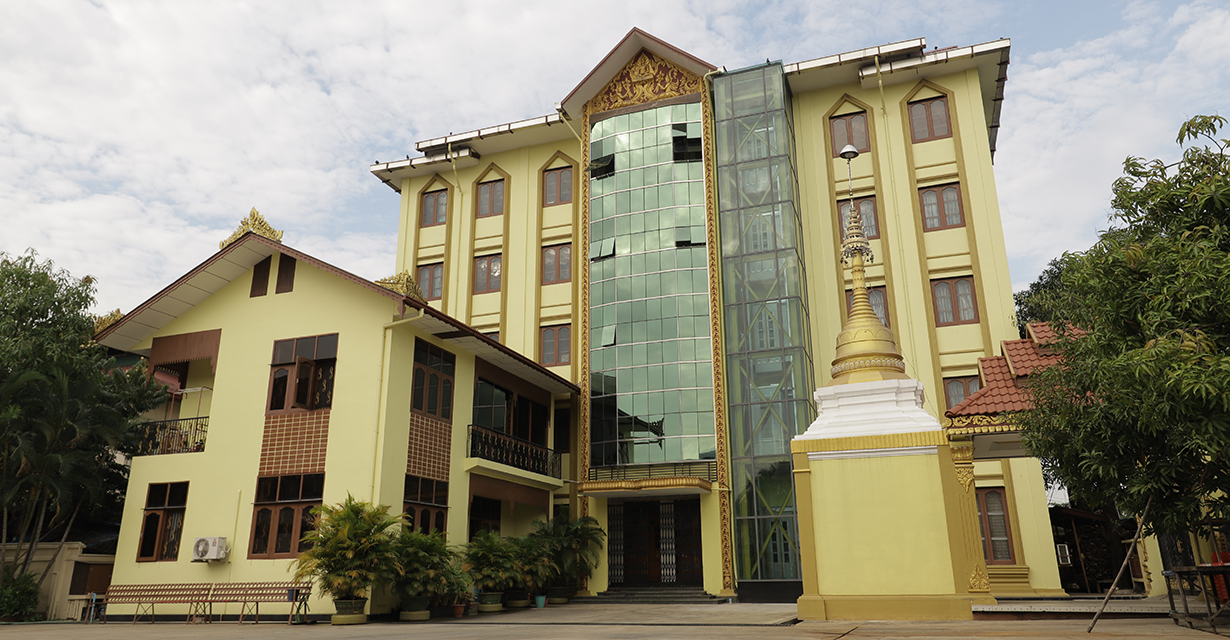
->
[713,64,815,582]
[588,101,717,468]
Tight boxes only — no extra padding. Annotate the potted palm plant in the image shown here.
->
[442,564,474,618]
[532,514,606,604]
[517,535,558,609]
[291,495,401,625]
[463,530,519,612]
[392,530,452,621]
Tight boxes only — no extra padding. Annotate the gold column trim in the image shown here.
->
[374,270,426,301]
[220,208,283,249]
[576,102,593,519]
[701,79,736,594]
[589,49,703,114]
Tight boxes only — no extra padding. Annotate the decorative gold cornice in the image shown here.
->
[220,208,283,249]
[950,445,974,464]
[943,414,1017,436]
[791,430,948,454]
[579,476,712,495]
[588,49,702,114]
[93,308,123,335]
[374,270,426,301]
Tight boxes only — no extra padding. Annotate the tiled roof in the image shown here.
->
[1003,338,1059,376]
[947,356,1032,417]
[1027,322,1056,344]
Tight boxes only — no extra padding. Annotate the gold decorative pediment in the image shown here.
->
[220,208,283,249]
[375,270,425,301]
[94,308,123,334]
[588,49,703,114]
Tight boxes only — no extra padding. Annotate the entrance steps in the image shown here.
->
[574,586,728,605]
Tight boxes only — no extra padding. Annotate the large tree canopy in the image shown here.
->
[1,250,165,592]
[1017,115,1230,535]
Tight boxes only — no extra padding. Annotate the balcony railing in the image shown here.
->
[135,416,209,456]
[588,461,717,482]
[468,425,561,478]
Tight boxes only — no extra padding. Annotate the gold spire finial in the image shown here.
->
[829,202,908,385]
[94,308,123,335]
[220,208,283,249]
[375,270,426,301]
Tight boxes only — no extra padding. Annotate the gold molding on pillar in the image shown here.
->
[576,102,593,519]
[220,208,283,249]
[701,79,736,595]
[969,564,991,591]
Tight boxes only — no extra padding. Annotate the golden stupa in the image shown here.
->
[829,192,908,385]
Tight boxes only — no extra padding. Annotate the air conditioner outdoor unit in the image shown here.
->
[191,536,228,562]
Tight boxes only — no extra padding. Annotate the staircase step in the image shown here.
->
[574,586,727,605]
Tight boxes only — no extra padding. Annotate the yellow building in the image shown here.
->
[96,223,578,618]
[98,28,1063,618]
[367,28,1062,606]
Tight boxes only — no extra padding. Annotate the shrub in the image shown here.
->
[0,570,39,621]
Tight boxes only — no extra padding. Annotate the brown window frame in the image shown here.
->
[474,255,502,294]
[248,473,324,559]
[136,482,188,562]
[830,111,870,157]
[477,180,504,218]
[267,334,338,415]
[404,474,449,535]
[542,244,572,285]
[838,195,880,239]
[931,276,979,327]
[250,256,271,297]
[845,285,889,327]
[944,375,982,410]
[918,183,965,231]
[421,189,448,227]
[976,487,1015,565]
[543,167,573,206]
[540,325,571,366]
[416,263,443,301]
[411,339,455,420]
[908,96,952,143]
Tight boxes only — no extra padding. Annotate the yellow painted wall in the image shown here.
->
[699,490,724,595]
[1006,458,1064,595]
[808,453,956,595]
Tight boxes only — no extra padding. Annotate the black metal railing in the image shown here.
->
[588,461,717,482]
[135,416,209,456]
[467,425,561,478]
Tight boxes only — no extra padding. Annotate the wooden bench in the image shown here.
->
[102,583,212,623]
[208,581,312,624]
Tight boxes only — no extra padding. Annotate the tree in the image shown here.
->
[1017,115,1230,536]
[1013,257,1066,339]
[0,250,166,590]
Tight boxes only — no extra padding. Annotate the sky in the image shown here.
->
[2,0,1228,315]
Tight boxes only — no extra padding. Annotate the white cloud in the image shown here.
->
[996,0,1230,290]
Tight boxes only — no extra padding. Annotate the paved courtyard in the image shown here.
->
[2,604,1217,640]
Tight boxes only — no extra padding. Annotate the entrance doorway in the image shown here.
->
[609,498,702,586]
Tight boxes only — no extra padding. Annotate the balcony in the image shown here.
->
[135,416,209,456]
[467,425,560,479]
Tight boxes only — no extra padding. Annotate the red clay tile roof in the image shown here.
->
[1003,338,1060,376]
[1027,322,1056,344]
[946,356,1033,417]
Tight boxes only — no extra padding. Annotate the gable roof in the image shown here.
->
[559,27,716,119]
[94,232,579,395]
[945,323,1056,419]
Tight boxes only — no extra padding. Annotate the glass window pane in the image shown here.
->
[478,183,490,217]
[559,327,571,364]
[947,380,966,409]
[544,248,556,283]
[278,475,301,502]
[298,506,316,552]
[490,256,501,291]
[251,508,271,555]
[436,191,447,224]
[561,168,572,202]
[935,282,953,324]
[860,200,877,237]
[412,368,424,410]
[830,118,848,155]
[493,181,504,213]
[275,506,295,554]
[930,99,949,137]
[270,369,288,411]
[476,258,488,291]
[560,246,571,280]
[543,329,555,365]
[545,172,557,205]
[956,279,975,321]
[922,190,940,229]
[851,113,868,150]
[910,103,929,140]
[943,187,961,225]
[255,477,278,503]
[426,373,439,414]
[139,512,161,558]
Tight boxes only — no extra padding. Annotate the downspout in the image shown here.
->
[875,54,921,377]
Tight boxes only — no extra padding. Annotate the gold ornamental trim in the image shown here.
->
[943,414,1017,436]
[950,445,974,464]
[955,467,975,492]
[969,564,991,592]
[220,208,283,249]
[375,270,426,301]
[791,430,948,454]
[579,476,712,495]
[576,102,593,520]
[589,50,703,114]
[830,356,906,378]
[93,308,123,335]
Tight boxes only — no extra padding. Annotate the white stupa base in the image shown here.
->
[794,378,942,441]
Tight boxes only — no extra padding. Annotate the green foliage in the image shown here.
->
[0,569,39,620]
[530,514,606,588]
[391,530,453,599]
[513,535,558,596]
[291,496,401,600]
[462,530,519,592]
[441,563,474,605]
[1017,115,1230,535]
[1013,258,1066,338]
